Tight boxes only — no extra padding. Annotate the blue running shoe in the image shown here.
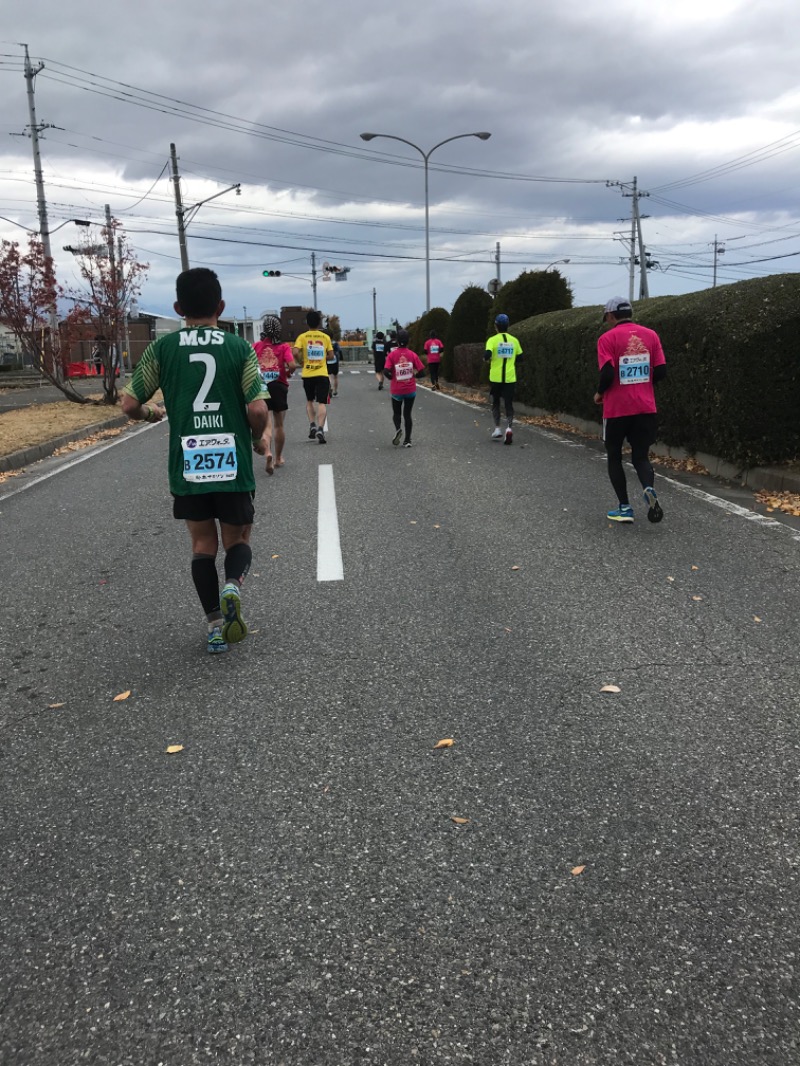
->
[643,486,664,523]
[607,505,634,523]
[207,625,228,654]
[220,582,248,644]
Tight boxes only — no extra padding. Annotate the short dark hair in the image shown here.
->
[176,268,222,319]
[306,309,322,328]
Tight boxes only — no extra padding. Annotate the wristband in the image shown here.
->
[141,404,151,422]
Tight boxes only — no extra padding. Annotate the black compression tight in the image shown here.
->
[606,442,655,506]
[392,395,416,441]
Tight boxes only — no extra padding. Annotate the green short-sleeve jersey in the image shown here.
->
[124,326,263,496]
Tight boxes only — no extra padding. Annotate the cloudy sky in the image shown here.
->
[2,0,800,332]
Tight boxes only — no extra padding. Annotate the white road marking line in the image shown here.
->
[317,464,344,581]
[0,422,156,505]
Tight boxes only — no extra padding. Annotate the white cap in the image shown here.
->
[603,296,633,317]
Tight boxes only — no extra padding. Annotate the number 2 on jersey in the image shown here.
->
[190,353,221,413]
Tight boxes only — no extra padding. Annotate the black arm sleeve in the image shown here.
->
[484,350,492,362]
[597,362,615,393]
[384,367,393,380]
[653,364,667,385]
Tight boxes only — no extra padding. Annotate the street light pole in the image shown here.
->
[360,131,491,312]
[544,259,570,271]
[170,142,240,271]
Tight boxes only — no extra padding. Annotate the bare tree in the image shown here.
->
[0,236,92,403]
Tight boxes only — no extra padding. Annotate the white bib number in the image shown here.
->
[307,342,325,363]
[182,433,237,483]
[260,369,280,385]
[497,343,514,359]
[619,353,650,384]
[395,362,414,382]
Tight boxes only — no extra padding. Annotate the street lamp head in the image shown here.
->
[474,132,492,140]
[360,133,377,141]
[73,220,91,227]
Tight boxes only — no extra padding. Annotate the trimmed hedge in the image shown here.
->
[453,274,800,468]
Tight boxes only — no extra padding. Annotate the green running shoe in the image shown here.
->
[220,583,248,644]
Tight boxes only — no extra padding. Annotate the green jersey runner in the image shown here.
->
[124,327,263,496]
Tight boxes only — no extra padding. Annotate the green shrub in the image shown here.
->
[492,269,573,333]
[444,285,494,379]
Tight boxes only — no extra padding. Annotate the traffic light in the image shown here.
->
[262,270,282,277]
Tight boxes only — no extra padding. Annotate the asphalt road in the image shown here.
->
[2,371,799,1065]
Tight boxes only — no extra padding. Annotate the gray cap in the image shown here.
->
[603,296,632,319]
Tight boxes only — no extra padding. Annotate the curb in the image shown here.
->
[441,382,800,496]
[0,414,129,473]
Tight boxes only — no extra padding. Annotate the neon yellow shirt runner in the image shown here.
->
[123,327,263,496]
[485,331,522,384]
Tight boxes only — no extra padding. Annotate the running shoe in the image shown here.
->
[491,427,503,440]
[378,383,384,391]
[316,427,327,444]
[207,625,228,654]
[220,582,248,644]
[402,440,413,448]
[504,426,513,445]
[308,422,317,439]
[607,505,634,523]
[644,486,664,523]
[392,427,403,446]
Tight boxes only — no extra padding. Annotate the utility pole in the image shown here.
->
[119,237,130,374]
[311,253,318,310]
[711,235,725,288]
[170,143,189,272]
[105,204,121,387]
[22,46,53,263]
[372,288,377,332]
[495,241,501,291]
[609,177,650,303]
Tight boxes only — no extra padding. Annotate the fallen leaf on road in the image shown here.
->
[48,702,65,709]
[434,738,454,749]
[451,817,470,825]
[433,524,441,529]
[571,865,586,876]
[113,690,131,702]
[667,576,675,582]
[754,616,762,623]
[166,745,184,754]
[271,554,279,559]
[600,684,621,693]
[410,521,417,525]
[692,596,703,602]
[504,627,512,633]
[691,565,699,571]
[511,565,520,571]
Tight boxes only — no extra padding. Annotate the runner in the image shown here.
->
[327,336,341,397]
[293,309,333,444]
[120,268,267,654]
[254,315,296,473]
[484,313,523,444]
[423,330,444,390]
[595,296,667,523]
[384,329,425,448]
[372,330,387,390]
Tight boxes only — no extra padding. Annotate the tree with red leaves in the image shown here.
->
[63,216,149,404]
[0,236,92,403]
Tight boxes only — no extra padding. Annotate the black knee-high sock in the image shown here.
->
[191,554,220,615]
[224,542,252,586]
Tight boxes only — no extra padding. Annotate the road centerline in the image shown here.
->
[317,464,344,582]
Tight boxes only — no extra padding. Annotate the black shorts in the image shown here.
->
[172,491,255,526]
[374,355,386,373]
[603,413,658,451]
[489,382,515,400]
[267,381,289,413]
[303,377,331,404]
[327,362,339,376]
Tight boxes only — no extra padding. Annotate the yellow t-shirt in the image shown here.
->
[294,330,333,378]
